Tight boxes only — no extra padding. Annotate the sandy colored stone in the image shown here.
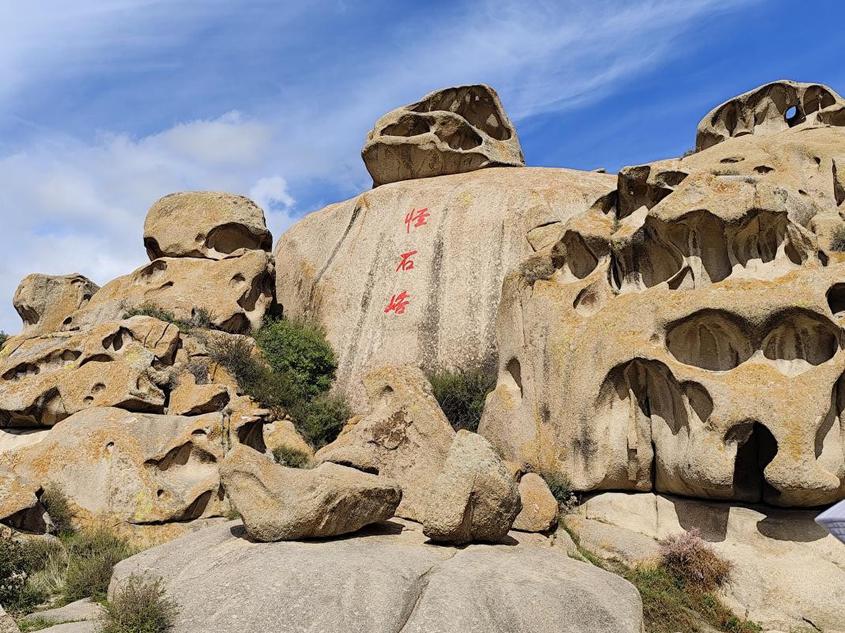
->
[480,88,845,508]
[578,492,845,633]
[362,84,524,186]
[262,419,313,459]
[563,514,660,566]
[513,472,558,532]
[275,166,615,411]
[109,520,644,633]
[168,373,230,416]
[13,274,99,337]
[422,430,520,544]
[316,365,455,520]
[220,444,401,541]
[4,407,228,524]
[696,80,845,151]
[0,429,49,453]
[0,465,47,532]
[0,605,19,633]
[62,250,274,333]
[21,598,103,626]
[144,191,272,260]
[0,316,180,427]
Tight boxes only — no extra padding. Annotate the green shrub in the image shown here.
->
[23,538,67,599]
[41,487,74,536]
[659,529,732,593]
[0,331,8,348]
[63,528,133,602]
[0,538,44,613]
[272,446,311,468]
[254,318,337,401]
[831,225,845,252]
[291,394,351,448]
[100,574,178,633]
[539,471,578,514]
[428,367,496,432]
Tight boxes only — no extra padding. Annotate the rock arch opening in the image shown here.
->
[726,421,779,503]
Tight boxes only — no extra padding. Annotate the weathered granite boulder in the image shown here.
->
[144,192,272,260]
[275,166,615,410]
[0,465,47,532]
[220,445,401,541]
[362,84,524,186]
[423,430,520,544]
[316,365,455,520]
[513,472,558,533]
[480,82,845,507]
[109,519,644,633]
[13,274,99,337]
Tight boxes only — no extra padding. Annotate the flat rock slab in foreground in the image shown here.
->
[109,520,643,633]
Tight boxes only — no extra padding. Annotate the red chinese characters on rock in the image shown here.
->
[396,250,417,272]
[384,291,410,315]
[404,207,430,233]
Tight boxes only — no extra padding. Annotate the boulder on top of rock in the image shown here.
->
[144,192,272,260]
[513,472,559,533]
[696,80,845,151]
[13,274,99,338]
[316,365,455,521]
[422,430,520,544]
[3,407,229,524]
[362,84,524,186]
[220,444,401,541]
[0,465,48,533]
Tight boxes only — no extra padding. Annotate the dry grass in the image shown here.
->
[100,574,178,633]
[659,529,732,593]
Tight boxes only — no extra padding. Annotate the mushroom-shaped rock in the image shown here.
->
[0,465,48,533]
[362,84,524,186]
[144,192,272,260]
[696,80,845,151]
[13,273,99,337]
[220,445,401,542]
[422,430,520,544]
[513,472,559,533]
[315,365,455,521]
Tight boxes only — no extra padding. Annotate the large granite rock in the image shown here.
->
[275,166,615,410]
[480,82,845,507]
[316,365,455,520]
[109,519,644,633]
[362,84,524,186]
[13,274,99,337]
[220,444,401,541]
[423,430,520,544]
[144,192,272,260]
[0,464,47,532]
[572,492,845,633]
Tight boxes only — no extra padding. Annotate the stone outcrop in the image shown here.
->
[422,430,520,543]
[0,465,47,532]
[513,472,558,532]
[573,492,845,633]
[275,166,615,410]
[480,82,845,508]
[220,445,401,541]
[362,84,524,186]
[144,192,272,260]
[315,365,455,520]
[13,274,99,337]
[109,519,644,633]
[696,80,845,151]
[3,407,229,524]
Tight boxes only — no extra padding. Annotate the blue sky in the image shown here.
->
[1,0,845,332]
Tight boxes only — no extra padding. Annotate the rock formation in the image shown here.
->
[513,472,559,532]
[480,80,845,508]
[13,274,99,337]
[362,84,525,186]
[220,444,401,541]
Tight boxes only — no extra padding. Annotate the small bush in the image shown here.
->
[0,331,8,348]
[659,529,732,593]
[272,446,311,468]
[124,304,214,332]
[291,394,351,448]
[831,225,845,252]
[540,471,578,513]
[41,487,74,536]
[24,538,67,599]
[124,304,178,324]
[519,256,556,285]
[100,574,178,633]
[0,538,44,613]
[63,528,133,602]
[254,318,337,401]
[428,367,496,432]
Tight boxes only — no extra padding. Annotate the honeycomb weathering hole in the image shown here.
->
[761,310,840,366]
[827,284,845,314]
[726,421,779,503]
[666,310,752,371]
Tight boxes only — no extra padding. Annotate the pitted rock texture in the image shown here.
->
[422,430,521,544]
[144,192,272,260]
[109,520,644,633]
[275,166,615,411]
[13,274,99,337]
[220,444,401,541]
[480,85,845,507]
[362,84,524,186]
[2,407,229,524]
[316,365,455,520]
[696,80,845,151]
